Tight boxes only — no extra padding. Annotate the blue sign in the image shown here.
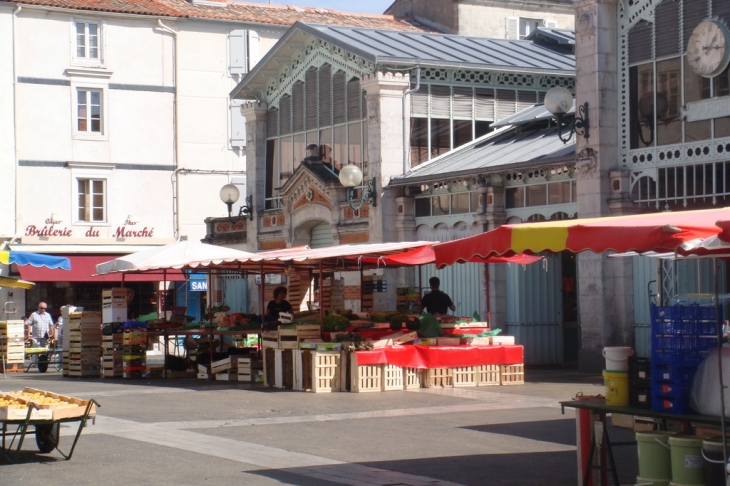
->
[190,280,208,292]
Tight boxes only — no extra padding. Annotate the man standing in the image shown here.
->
[26,302,54,346]
[420,277,456,315]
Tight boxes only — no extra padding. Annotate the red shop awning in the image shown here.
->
[17,255,185,282]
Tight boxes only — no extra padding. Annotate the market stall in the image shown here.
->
[433,207,730,486]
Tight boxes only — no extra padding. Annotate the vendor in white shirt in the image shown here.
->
[26,302,54,347]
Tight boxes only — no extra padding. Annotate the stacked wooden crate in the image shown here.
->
[101,327,123,378]
[102,288,127,324]
[329,278,345,312]
[211,356,238,381]
[0,320,25,371]
[122,324,146,379]
[361,274,387,312]
[293,349,344,392]
[361,275,373,311]
[67,311,102,377]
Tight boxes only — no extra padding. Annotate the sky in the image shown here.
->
[252,0,395,15]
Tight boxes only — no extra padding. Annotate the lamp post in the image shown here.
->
[338,165,376,211]
[544,86,589,144]
[219,183,253,222]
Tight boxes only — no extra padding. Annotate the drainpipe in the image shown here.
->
[12,5,21,239]
[402,67,421,175]
[157,20,180,239]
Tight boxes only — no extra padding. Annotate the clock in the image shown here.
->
[687,20,730,78]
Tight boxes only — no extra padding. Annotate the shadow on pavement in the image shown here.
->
[461,418,578,446]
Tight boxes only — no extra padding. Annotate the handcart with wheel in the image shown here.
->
[24,347,63,373]
[0,389,98,463]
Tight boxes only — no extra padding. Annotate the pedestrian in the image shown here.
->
[420,277,456,315]
[26,302,54,347]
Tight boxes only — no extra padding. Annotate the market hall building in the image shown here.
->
[216,21,576,363]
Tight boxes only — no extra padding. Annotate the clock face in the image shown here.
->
[687,20,730,78]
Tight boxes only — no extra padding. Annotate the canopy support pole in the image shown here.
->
[418,265,423,311]
[360,267,364,314]
[259,262,265,334]
[713,259,728,465]
[319,260,324,339]
[163,268,168,375]
[484,263,490,325]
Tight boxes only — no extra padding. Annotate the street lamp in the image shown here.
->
[338,164,376,211]
[637,91,668,146]
[219,183,253,222]
[544,86,589,144]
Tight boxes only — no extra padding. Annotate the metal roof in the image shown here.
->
[302,23,575,73]
[389,125,575,186]
[232,22,575,99]
[490,102,575,128]
[526,27,576,45]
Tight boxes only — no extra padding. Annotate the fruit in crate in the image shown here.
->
[0,398,25,406]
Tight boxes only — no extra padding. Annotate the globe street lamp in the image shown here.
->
[219,183,253,222]
[544,86,589,144]
[338,164,376,211]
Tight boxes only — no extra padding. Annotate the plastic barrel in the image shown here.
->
[669,435,706,485]
[603,370,629,406]
[635,478,670,486]
[603,346,633,371]
[636,431,674,480]
[702,439,727,486]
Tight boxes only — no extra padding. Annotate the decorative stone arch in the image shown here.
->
[291,204,337,247]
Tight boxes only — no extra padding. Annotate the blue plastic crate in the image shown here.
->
[651,365,697,383]
[651,380,693,414]
[651,304,722,336]
[652,350,707,367]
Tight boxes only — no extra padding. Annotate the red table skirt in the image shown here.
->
[325,327,489,341]
[354,344,523,368]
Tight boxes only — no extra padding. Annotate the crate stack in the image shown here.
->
[629,356,651,409]
[122,322,147,379]
[0,320,25,372]
[102,288,128,324]
[67,311,102,377]
[101,324,123,378]
[651,304,719,414]
[396,287,420,313]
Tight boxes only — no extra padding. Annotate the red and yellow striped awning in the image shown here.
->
[434,208,730,268]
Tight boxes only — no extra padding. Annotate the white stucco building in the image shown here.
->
[0,0,425,317]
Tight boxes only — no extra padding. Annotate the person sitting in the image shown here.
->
[265,286,293,322]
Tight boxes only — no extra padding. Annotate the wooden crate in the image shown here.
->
[295,350,342,392]
[382,364,403,391]
[403,367,422,389]
[500,363,525,385]
[350,354,382,393]
[424,368,453,388]
[476,364,501,386]
[452,366,477,387]
[211,357,237,374]
[296,325,321,340]
[263,348,276,387]
[282,349,294,389]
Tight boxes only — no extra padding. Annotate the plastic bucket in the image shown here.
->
[669,435,706,485]
[635,478,670,486]
[702,439,727,486]
[603,346,634,371]
[603,370,629,406]
[636,431,674,480]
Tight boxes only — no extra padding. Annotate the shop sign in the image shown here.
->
[189,280,208,292]
[25,217,72,237]
[683,96,730,122]
[255,274,284,285]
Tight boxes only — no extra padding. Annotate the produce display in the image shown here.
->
[0,387,96,420]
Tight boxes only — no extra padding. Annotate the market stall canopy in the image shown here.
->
[351,244,543,266]
[0,276,35,289]
[434,208,730,268]
[95,240,260,275]
[0,250,70,270]
[19,255,185,282]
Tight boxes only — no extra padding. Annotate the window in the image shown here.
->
[75,21,101,60]
[77,179,106,222]
[77,89,102,133]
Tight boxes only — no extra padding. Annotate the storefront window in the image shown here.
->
[415,197,431,217]
[430,119,451,159]
[526,184,547,207]
[505,187,525,209]
[629,63,654,148]
[410,118,429,166]
[656,58,682,146]
[432,195,449,216]
[451,193,469,214]
[684,56,712,142]
[548,181,571,205]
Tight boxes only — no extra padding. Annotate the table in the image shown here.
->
[355,344,523,368]
[560,399,724,486]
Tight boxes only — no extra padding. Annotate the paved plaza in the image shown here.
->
[0,369,638,485]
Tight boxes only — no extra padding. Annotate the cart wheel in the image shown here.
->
[35,423,60,453]
[54,359,62,371]
[37,354,49,373]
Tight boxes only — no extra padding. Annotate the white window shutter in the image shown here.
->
[505,17,519,39]
[230,100,246,147]
[229,29,247,74]
[248,30,261,71]
[545,19,558,28]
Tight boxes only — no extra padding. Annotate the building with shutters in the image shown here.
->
[0,0,426,317]
[384,0,575,39]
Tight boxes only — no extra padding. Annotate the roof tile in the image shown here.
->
[15,0,427,31]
